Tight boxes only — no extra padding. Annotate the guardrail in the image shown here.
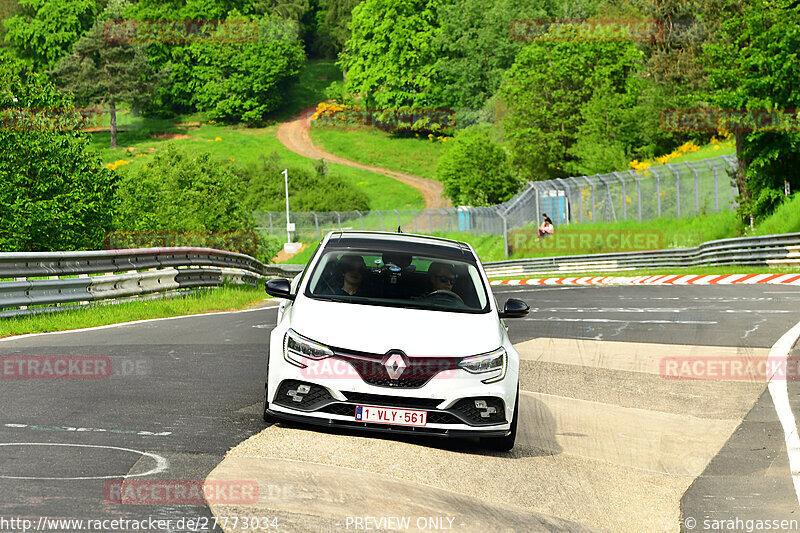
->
[482,233,800,278]
[0,247,304,318]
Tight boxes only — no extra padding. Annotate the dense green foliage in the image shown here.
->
[0,59,117,252]
[238,152,370,211]
[339,0,443,109]
[436,125,519,206]
[114,145,253,233]
[3,0,98,70]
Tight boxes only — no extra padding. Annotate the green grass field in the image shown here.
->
[310,127,446,180]
[88,123,424,212]
[0,285,270,338]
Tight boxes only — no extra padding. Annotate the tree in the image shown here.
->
[0,58,117,252]
[3,0,98,70]
[702,0,800,205]
[52,0,159,148]
[339,0,444,109]
[314,0,362,57]
[432,0,550,112]
[436,125,521,206]
[501,37,645,180]
[189,14,306,123]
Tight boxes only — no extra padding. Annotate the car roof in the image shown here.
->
[324,231,476,261]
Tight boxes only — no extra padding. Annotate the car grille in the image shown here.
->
[273,380,335,411]
[331,348,460,389]
[451,397,506,425]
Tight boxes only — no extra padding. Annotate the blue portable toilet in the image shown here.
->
[457,206,471,231]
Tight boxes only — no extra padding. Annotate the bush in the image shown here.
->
[0,59,117,252]
[114,145,253,233]
[436,125,520,206]
[239,152,370,212]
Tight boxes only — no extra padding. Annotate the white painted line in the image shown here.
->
[766,320,800,507]
[0,442,168,480]
[0,304,280,343]
[521,317,717,324]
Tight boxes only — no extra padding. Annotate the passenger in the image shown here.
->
[428,262,459,294]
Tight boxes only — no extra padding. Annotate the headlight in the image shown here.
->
[283,329,333,368]
[458,347,506,383]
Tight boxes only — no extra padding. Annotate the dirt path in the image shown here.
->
[276,107,450,209]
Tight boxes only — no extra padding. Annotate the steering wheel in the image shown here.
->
[426,290,461,300]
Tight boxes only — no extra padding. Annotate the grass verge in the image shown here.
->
[310,127,445,180]
[0,285,271,339]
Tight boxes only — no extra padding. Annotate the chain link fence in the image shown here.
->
[256,155,739,257]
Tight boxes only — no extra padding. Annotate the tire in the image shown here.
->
[481,389,518,452]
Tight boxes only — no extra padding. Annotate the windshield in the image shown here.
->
[304,248,489,313]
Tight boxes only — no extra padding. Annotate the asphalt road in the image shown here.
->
[0,284,798,532]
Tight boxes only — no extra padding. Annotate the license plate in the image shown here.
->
[355,405,427,427]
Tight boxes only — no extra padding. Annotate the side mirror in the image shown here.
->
[499,298,529,319]
[265,278,295,301]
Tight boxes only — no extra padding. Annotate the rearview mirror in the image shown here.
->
[265,278,295,301]
[499,298,529,319]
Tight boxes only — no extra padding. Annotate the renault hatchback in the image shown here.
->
[263,231,529,451]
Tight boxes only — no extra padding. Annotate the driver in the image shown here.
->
[428,262,460,295]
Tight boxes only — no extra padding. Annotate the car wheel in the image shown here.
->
[481,389,518,452]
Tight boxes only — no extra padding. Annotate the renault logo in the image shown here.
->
[383,352,408,380]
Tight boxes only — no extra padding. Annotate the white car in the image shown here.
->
[263,231,529,451]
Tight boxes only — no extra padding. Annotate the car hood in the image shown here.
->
[289,297,503,357]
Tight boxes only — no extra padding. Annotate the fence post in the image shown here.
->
[334,211,342,230]
[650,167,662,217]
[358,211,364,229]
[498,211,509,259]
[378,210,383,231]
[686,161,699,215]
[314,212,320,239]
[613,172,627,220]
[268,212,273,236]
[666,164,680,217]
[394,209,401,231]
[713,164,719,212]
[411,209,417,232]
